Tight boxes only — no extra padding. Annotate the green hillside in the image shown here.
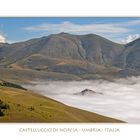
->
[0,85,123,122]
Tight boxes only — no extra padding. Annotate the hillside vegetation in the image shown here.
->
[0,86,123,122]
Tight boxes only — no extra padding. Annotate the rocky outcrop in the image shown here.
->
[74,89,103,96]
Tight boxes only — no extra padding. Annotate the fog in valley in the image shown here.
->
[23,77,140,123]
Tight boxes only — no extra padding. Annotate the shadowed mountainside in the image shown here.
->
[0,32,140,81]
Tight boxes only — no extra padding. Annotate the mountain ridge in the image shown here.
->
[0,32,140,82]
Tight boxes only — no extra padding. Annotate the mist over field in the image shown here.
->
[23,77,140,123]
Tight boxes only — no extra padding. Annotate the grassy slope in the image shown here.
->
[0,86,123,122]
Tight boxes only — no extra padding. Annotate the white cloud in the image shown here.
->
[124,19,140,26]
[23,19,140,44]
[24,21,131,35]
[121,34,140,44]
[23,77,140,123]
[0,34,6,43]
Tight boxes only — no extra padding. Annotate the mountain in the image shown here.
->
[114,38,140,77]
[1,32,140,82]
[74,89,103,96]
[0,33,124,66]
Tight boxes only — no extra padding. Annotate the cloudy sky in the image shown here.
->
[0,17,140,44]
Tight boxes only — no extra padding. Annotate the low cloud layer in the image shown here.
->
[0,34,6,43]
[121,34,140,44]
[24,77,140,123]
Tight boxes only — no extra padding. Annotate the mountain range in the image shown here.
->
[0,32,140,83]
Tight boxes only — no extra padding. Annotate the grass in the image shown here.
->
[0,86,123,122]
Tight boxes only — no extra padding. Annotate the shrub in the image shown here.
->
[0,109,4,116]
[0,100,10,109]
[0,103,9,109]
[17,104,21,107]
[0,99,10,117]
[28,106,35,111]
[0,81,27,90]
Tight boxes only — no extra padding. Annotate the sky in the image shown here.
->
[0,17,140,44]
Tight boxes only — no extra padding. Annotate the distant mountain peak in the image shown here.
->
[74,89,103,96]
[57,32,71,35]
